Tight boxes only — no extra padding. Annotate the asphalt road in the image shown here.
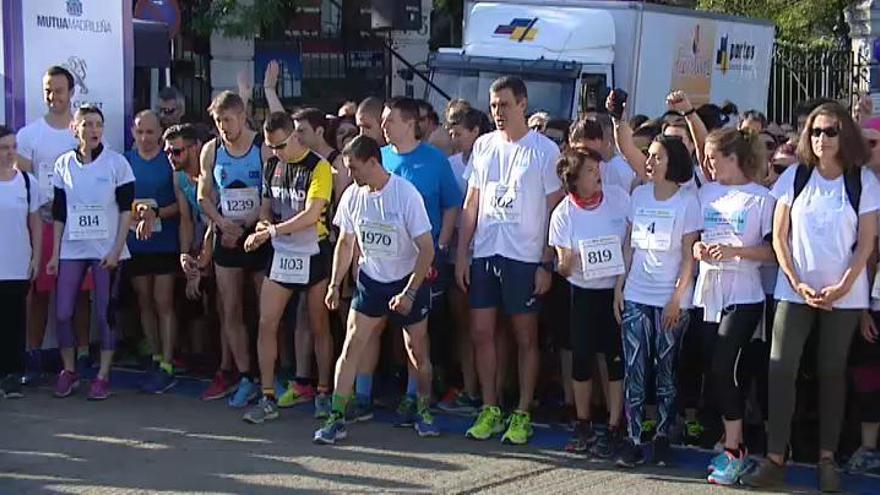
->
[0,372,877,494]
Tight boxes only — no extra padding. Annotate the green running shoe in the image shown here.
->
[465,405,504,440]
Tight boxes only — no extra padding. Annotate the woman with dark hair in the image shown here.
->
[615,135,701,468]
[693,128,775,485]
[0,125,42,398]
[47,105,135,400]
[744,102,880,492]
[549,148,630,458]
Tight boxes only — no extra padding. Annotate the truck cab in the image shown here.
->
[426,2,616,119]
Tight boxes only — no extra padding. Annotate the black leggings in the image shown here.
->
[569,286,623,382]
[0,280,30,376]
[704,302,764,422]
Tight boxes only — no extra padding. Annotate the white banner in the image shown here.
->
[6,0,132,150]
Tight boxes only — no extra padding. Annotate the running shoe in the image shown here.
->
[466,406,505,440]
[314,412,347,445]
[615,439,645,468]
[708,450,730,473]
[818,458,841,493]
[564,421,595,453]
[683,419,704,446]
[501,410,533,445]
[314,393,332,420]
[21,350,43,386]
[652,435,672,467]
[437,389,481,416]
[707,451,746,485]
[591,425,624,459]
[740,458,786,489]
[346,394,374,423]
[142,369,177,395]
[415,398,440,437]
[394,395,418,427]
[53,370,80,398]
[201,371,237,401]
[0,374,23,399]
[87,377,111,400]
[243,396,280,424]
[228,377,259,408]
[277,381,315,408]
[846,446,880,474]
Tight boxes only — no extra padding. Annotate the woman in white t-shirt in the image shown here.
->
[0,126,41,398]
[549,148,630,457]
[693,128,775,485]
[46,105,135,401]
[744,103,880,492]
[616,135,701,468]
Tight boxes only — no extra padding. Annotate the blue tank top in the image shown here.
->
[212,135,263,192]
[175,170,208,251]
[125,149,179,254]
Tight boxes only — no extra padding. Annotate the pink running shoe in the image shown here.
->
[201,371,238,401]
[87,377,111,400]
[53,370,80,398]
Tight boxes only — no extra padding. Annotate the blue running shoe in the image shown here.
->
[314,412,347,444]
[228,377,259,408]
[707,452,745,485]
[142,370,177,395]
[415,398,440,437]
[708,450,730,472]
[394,395,417,427]
[346,394,374,423]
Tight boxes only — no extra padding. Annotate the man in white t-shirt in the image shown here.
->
[569,117,636,193]
[15,66,83,382]
[315,135,437,444]
[455,76,564,445]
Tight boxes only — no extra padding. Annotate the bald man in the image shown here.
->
[126,110,186,394]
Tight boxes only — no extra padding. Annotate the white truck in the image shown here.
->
[425,0,776,120]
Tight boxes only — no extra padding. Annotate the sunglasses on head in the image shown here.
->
[810,127,839,138]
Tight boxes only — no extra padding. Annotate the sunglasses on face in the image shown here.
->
[167,147,187,157]
[159,107,177,116]
[267,132,293,150]
[810,127,839,138]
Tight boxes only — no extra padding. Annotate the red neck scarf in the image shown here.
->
[570,191,603,210]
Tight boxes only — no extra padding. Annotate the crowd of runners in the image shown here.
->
[2,63,880,493]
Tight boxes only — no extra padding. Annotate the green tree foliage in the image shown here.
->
[697,0,858,44]
[191,0,300,39]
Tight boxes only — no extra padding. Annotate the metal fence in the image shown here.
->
[767,42,868,125]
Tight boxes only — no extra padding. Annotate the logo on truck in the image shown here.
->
[716,35,756,74]
[494,18,538,42]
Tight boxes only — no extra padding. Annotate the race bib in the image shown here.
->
[359,220,399,258]
[270,245,310,284]
[485,182,522,223]
[68,204,109,241]
[220,188,259,221]
[131,198,162,234]
[702,227,742,247]
[579,235,625,280]
[38,161,53,199]
[631,208,675,251]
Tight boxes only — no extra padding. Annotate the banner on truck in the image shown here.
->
[670,22,716,107]
[2,0,133,150]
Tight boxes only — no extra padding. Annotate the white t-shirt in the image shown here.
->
[468,130,562,263]
[694,182,775,313]
[53,149,136,261]
[0,170,41,280]
[771,165,880,309]
[448,153,468,197]
[624,182,701,308]
[334,174,432,283]
[16,117,78,204]
[602,155,636,194]
[549,186,631,289]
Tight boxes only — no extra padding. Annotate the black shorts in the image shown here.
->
[569,286,624,382]
[265,240,332,291]
[126,253,180,277]
[213,226,270,271]
[541,272,571,351]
